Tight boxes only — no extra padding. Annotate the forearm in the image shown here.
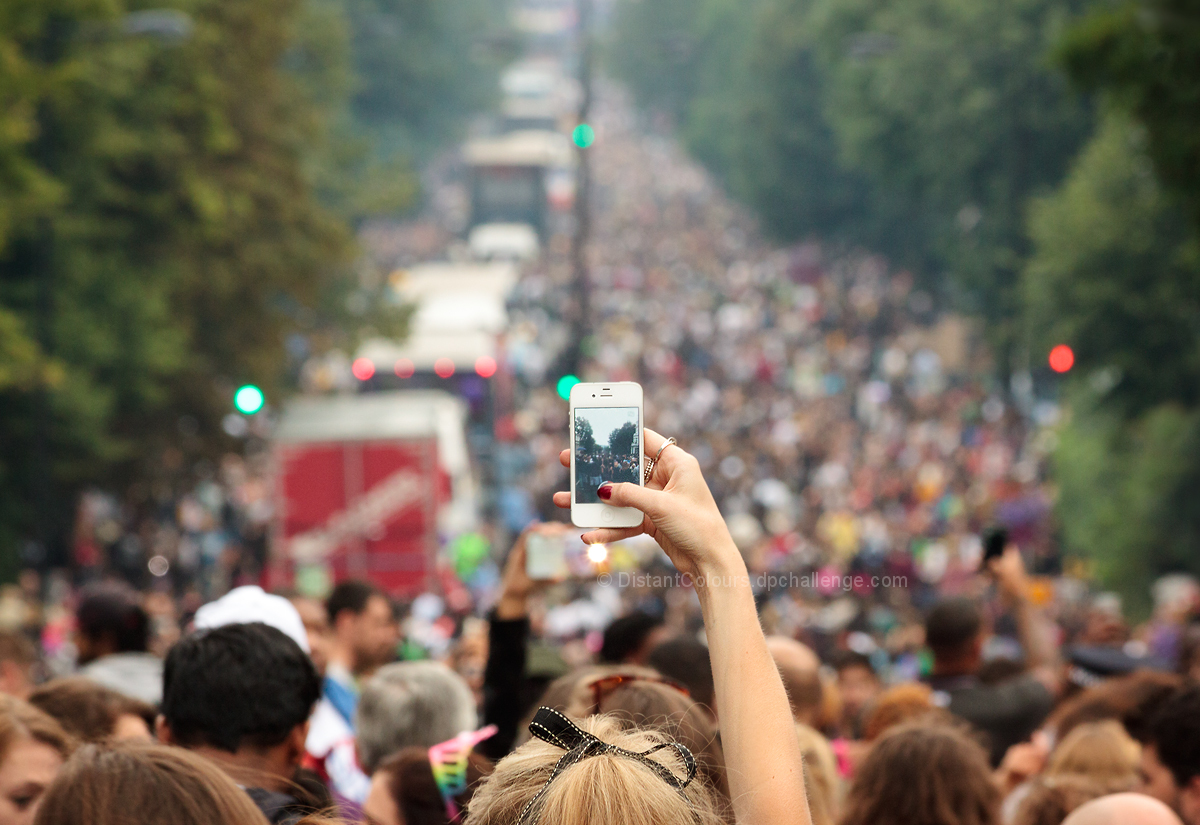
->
[1012,597,1056,671]
[695,552,811,825]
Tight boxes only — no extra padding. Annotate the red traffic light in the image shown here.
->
[1049,345,1074,373]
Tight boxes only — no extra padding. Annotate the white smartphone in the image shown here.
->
[526,532,569,580]
[570,382,644,528]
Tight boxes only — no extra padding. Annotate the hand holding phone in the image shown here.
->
[569,382,644,528]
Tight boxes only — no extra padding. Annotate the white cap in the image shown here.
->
[193,585,311,653]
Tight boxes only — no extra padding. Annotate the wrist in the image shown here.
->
[495,592,529,620]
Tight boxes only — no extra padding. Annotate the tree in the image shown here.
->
[575,416,597,454]
[0,0,351,565]
[1024,111,1200,610]
[803,0,1093,357]
[1059,0,1200,231]
[608,421,638,457]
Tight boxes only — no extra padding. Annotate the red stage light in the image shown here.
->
[1049,344,1075,373]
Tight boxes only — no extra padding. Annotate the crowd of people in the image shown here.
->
[1,437,1199,825]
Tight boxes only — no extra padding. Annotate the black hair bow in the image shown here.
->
[515,707,698,824]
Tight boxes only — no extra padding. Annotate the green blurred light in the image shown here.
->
[234,384,264,415]
[572,123,595,149]
[556,374,580,400]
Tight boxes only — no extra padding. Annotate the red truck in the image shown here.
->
[269,390,475,596]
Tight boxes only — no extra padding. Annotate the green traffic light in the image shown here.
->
[234,384,264,415]
[572,123,595,149]
[556,374,580,400]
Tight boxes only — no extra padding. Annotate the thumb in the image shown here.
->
[600,482,669,519]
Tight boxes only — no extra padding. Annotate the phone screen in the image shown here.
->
[573,406,641,503]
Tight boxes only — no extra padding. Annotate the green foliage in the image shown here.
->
[0,0,351,560]
[341,0,511,162]
[1059,0,1200,229]
[1025,0,1200,604]
[608,421,638,456]
[575,415,596,454]
[1025,113,1200,416]
[1054,396,1200,616]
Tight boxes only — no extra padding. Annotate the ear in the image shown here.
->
[286,722,309,766]
[155,716,173,744]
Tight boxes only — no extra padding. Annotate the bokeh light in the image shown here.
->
[475,355,497,378]
[587,543,608,564]
[351,358,376,381]
[394,358,414,378]
[1049,344,1074,373]
[233,384,264,415]
[572,123,595,149]
[434,358,456,378]
[556,373,580,400]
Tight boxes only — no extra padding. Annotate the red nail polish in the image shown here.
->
[597,484,612,500]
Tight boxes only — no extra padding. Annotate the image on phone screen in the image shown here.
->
[574,406,640,504]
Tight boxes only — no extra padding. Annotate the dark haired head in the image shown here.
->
[600,613,665,665]
[30,677,155,743]
[646,637,714,711]
[376,746,492,825]
[925,598,983,664]
[76,582,149,660]
[840,721,999,825]
[831,649,874,675]
[161,623,319,753]
[326,580,382,624]
[1146,684,1200,788]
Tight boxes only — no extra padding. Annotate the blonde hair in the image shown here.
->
[567,671,730,812]
[465,714,724,825]
[1045,720,1140,790]
[794,724,840,825]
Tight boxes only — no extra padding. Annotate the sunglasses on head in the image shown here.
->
[586,672,691,716]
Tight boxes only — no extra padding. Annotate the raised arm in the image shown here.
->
[554,430,812,825]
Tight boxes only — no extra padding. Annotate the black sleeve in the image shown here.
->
[479,611,529,760]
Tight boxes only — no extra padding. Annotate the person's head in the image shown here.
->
[282,593,330,678]
[861,683,948,741]
[365,746,492,825]
[794,724,840,825]
[839,721,999,825]
[1048,671,1181,744]
[326,581,397,675]
[0,695,74,825]
[831,650,881,731]
[1139,684,1200,825]
[567,671,730,807]
[29,678,154,743]
[464,714,724,825]
[599,613,668,666]
[356,662,478,776]
[74,582,149,664]
[159,623,319,791]
[0,632,37,700]
[33,741,270,825]
[1060,792,1183,825]
[1011,775,1105,825]
[764,636,823,727]
[1045,720,1139,790]
[646,637,715,714]
[925,597,984,676]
